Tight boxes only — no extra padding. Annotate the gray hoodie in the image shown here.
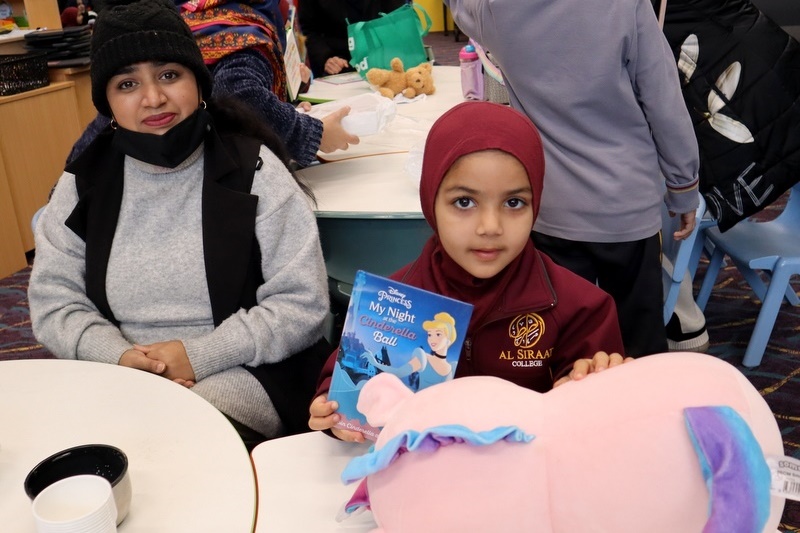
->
[447,0,700,242]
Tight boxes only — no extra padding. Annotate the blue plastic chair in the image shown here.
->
[696,183,800,367]
[661,194,706,324]
[31,206,45,234]
[316,216,433,306]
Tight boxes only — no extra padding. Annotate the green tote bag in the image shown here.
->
[347,3,432,78]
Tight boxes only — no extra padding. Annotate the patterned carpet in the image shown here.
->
[1,33,797,530]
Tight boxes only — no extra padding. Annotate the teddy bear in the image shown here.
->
[404,61,435,97]
[366,58,435,99]
[338,352,785,533]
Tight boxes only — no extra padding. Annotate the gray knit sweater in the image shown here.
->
[29,145,329,437]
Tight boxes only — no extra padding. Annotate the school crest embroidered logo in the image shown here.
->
[509,313,545,349]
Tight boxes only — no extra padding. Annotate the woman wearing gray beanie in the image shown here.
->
[28,0,331,449]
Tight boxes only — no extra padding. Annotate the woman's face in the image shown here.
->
[427,328,451,354]
[434,150,534,279]
[106,61,200,135]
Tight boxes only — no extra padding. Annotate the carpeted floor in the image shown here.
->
[425,30,466,66]
[1,33,797,530]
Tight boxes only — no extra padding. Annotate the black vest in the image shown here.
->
[64,127,326,436]
[65,126,263,327]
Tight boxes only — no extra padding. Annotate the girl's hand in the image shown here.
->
[308,394,365,443]
[553,351,633,387]
[299,63,312,84]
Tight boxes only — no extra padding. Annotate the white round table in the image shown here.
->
[302,66,464,162]
[251,432,375,532]
[0,359,256,532]
[299,67,461,303]
[300,153,423,217]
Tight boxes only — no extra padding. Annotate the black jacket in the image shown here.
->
[299,0,406,76]
[661,0,800,231]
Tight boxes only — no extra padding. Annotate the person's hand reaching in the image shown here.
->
[324,56,350,75]
[319,106,360,153]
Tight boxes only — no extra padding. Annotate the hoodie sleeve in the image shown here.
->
[627,0,700,214]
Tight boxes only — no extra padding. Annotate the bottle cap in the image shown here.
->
[459,44,478,61]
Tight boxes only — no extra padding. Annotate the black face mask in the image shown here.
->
[111,107,212,168]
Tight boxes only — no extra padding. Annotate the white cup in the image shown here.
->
[31,475,117,533]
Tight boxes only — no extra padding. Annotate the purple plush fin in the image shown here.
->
[684,406,771,533]
[337,479,370,521]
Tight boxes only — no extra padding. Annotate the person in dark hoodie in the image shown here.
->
[299,0,406,77]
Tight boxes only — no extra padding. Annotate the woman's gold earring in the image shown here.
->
[110,118,118,130]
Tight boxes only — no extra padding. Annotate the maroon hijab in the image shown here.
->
[394,101,546,330]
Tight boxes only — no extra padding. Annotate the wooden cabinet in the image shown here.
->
[0,82,82,252]
[0,149,27,279]
[0,0,84,277]
[49,66,95,129]
[8,0,62,30]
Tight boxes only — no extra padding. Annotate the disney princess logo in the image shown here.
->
[377,288,413,309]
[509,313,545,349]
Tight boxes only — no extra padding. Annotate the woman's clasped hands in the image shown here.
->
[119,340,196,388]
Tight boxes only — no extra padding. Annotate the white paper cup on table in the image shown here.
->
[302,93,397,136]
[24,444,131,525]
[31,475,117,533]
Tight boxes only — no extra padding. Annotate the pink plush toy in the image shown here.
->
[340,352,785,532]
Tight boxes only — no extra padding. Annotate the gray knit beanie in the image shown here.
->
[90,0,213,117]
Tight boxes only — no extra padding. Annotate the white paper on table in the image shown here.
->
[404,138,426,188]
[316,114,433,161]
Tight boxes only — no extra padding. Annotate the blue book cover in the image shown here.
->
[330,270,473,440]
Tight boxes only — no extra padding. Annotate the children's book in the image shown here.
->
[316,71,364,85]
[283,5,303,102]
[329,270,473,441]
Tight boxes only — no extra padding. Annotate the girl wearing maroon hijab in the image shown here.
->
[310,102,628,443]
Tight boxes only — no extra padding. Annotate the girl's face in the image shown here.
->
[434,150,534,279]
[106,61,200,135]
[427,328,450,353]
